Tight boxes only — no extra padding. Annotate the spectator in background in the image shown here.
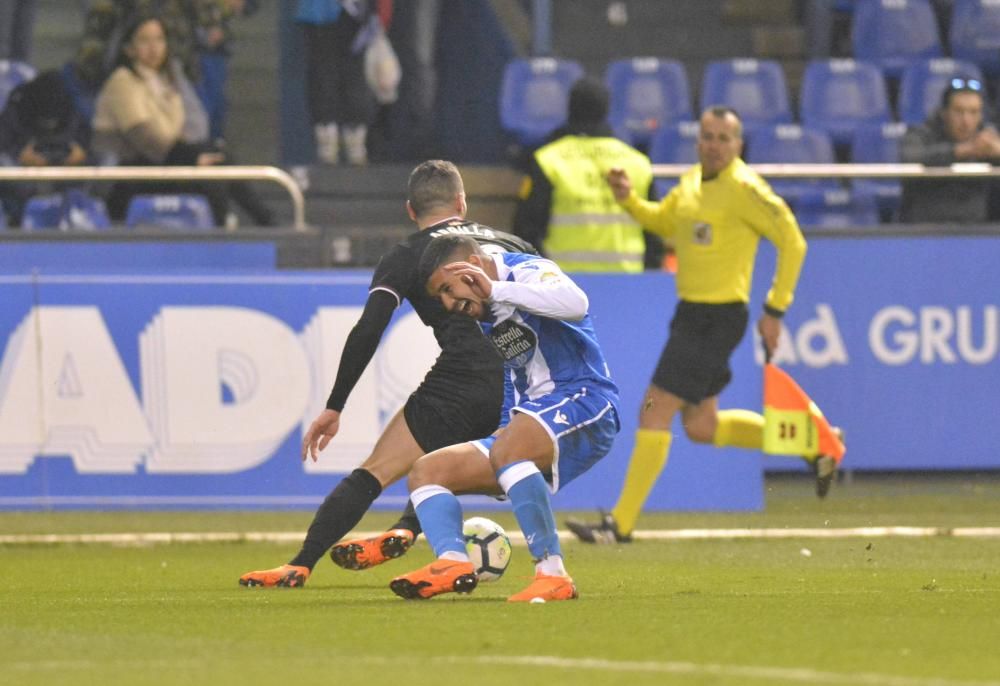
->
[297,0,378,165]
[0,0,37,62]
[72,0,248,136]
[90,14,273,226]
[193,0,258,141]
[900,77,1000,223]
[0,70,91,225]
[512,77,663,272]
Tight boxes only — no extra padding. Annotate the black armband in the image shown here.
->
[763,304,785,319]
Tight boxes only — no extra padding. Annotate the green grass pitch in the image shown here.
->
[2,474,999,686]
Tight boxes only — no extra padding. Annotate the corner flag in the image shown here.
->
[762,363,845,462]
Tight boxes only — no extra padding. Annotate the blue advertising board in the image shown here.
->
[0,234,998,511]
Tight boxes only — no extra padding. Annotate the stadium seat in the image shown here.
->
[125,194,215,230]
[499,57,585,148]
[851,0,942,77]
[21,191,111,231]
[949,0,1000,76]
[897,58,984,124]
[605,57,692,149]
[799,59,891,147]
[699,59,793,136]
[795,187,880,228]
[0,59,37,110]
[647,120,699,198]
[745,124,839,206]
[850,121,907,221]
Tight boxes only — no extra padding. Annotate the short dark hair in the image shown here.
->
[702,105,743,139]
[568,77,609,126]
[417,235,481,290]
[941,77,985,108]
[407,160,464,218]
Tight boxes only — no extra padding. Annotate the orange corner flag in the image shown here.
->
[763,363,845,462]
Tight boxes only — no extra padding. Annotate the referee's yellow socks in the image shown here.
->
[713,409,764,450]
[611,429,672,537]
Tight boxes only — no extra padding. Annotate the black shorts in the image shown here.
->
[651,300,749,405]
[403,371,505,453]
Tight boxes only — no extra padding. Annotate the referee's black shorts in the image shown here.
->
[650,300,749,405]
[403,369,505,453]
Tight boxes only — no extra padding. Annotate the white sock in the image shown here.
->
[535,554,568,577]
[440,550,471,563]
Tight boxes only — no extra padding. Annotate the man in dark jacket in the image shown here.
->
[900,78,1000,223]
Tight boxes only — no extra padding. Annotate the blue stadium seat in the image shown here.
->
[699,59,792,136]
[799,59,891,147]
[897,58,984,124]
[795,187,880,228]
[745,124,839,206]
[0,59,37,110]
[647,121,699,198]
[605,58,692,149]
[949,0,1000,76]
[21,191,112,231]
[499,57,584,148]
[21,195,65,231]
[851,0,942,77]
[850,121,907,221]
[125,194,215,230]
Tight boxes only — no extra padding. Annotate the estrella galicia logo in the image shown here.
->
[489,320,537,368]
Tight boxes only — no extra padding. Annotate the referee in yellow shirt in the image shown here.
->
[567,106,838,544]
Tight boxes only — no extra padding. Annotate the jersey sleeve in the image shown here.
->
[738,179,807,314]
[489,257,589,321]
[621,187,679,240]
[325,289,398,411]
[367,247,409,306]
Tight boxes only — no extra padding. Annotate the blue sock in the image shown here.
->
[412,485,466,557]
[497,461,561,561]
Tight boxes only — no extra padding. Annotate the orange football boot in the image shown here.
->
[330,528,414,570]
[389,559,478,600]
[507,573,578,602]
[239,564,310,588]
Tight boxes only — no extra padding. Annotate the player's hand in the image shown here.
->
[606,167,633,202]
[443,261,493,299]
[757,313,782,360]
[301,408,342,462]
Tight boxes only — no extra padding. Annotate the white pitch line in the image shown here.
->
[435,655,1000,686]
[2,526,1000,546]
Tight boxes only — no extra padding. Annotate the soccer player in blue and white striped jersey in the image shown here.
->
[388,235,620,603]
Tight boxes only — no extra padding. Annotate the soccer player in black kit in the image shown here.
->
[240,160,536,587]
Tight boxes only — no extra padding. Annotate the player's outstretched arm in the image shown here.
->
[302,409,342,462]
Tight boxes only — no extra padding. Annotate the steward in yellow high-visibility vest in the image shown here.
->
[512,78,658,273]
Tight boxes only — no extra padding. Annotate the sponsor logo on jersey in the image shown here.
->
[489,319,537,368]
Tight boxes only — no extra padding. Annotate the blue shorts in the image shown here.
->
[474,386,620,493]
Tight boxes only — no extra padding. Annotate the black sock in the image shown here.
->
[289,468,382,569]
[389,499,422,539]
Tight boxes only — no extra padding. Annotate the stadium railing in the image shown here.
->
[0,165,307,231]
[650,162,1000,181]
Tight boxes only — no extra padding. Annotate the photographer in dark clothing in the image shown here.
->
[0,70,91,226]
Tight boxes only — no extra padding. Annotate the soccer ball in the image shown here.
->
[463,517,512,582]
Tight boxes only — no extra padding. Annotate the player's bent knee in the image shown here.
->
[684,423,715,444]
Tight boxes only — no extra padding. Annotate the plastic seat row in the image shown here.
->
[851,0,1000,77]
[501,55,984,152]
[0,194,215,231]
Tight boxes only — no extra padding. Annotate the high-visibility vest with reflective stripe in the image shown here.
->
[535,135,653,273]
